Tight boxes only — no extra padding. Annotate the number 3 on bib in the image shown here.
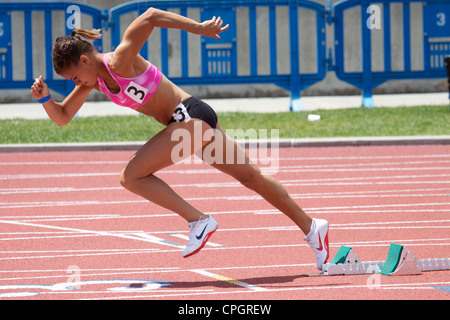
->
[125,81,148,104]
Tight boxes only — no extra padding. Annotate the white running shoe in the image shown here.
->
[304,218,330,270]
[182,215,218,258]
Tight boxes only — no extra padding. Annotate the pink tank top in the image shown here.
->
[97,53,162,109]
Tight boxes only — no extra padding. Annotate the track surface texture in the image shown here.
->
[0,144,449,301]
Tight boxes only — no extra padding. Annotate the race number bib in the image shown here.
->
[172,104,191,122]
[125,81,148,104]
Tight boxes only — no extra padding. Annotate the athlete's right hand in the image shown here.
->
[200,16,229,40]
[31,76,50,100]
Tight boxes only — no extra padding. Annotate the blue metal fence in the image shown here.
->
[109,0,327,111]
[332,0,450,107]
[1,0,450,109]
[0,0,327,111]
[0,1,104,96]
[423,1,450,70]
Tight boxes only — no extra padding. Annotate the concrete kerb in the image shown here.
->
[1,135,450,153]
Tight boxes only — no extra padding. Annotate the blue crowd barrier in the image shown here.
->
[332,0,450,107]
[109,0,327,111]
[1,0,450,110]
[0,1,104,96]
[0,0,327,111]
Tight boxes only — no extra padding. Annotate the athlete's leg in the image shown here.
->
[120,120,211,222]
[205,123,313,235]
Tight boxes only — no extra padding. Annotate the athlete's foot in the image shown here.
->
[182,215,218,258]
[304,218,329,270]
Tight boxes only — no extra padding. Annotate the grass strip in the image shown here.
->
[1,105,449,144]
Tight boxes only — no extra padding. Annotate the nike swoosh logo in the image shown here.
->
[196,224,208,240]
[317,232,324,251]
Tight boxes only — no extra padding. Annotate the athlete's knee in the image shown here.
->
[119,167,131,190]
[120,167,141,191]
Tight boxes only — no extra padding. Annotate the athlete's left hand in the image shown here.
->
[200,16,229,40]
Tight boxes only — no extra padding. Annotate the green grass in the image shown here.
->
[1,105,449,144]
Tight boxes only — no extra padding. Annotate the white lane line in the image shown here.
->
[1,165,449,180]
[1,240,449,261]
[1,178,450,194]
[0,204,449,223]
[1,153,449,166]
[1,224,450,242]
[0,219,184,249]
[1,190,450,209]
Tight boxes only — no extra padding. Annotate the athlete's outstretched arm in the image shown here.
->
[112,7,229,72]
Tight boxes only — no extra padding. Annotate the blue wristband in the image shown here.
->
[37,94,51,104]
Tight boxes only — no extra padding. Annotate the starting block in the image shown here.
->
[322,243,450,276]
[380,243,421,276]
[322,246,383,275]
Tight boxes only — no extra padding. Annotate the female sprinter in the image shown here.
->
[30,8,329,269]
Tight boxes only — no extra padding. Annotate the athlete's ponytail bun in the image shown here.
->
[71,28,102,40]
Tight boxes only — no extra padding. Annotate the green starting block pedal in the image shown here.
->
[330,246,354,264]
[381,243,421,276]
[380,243,405,275]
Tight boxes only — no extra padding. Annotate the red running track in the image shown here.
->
[0,144,449,301]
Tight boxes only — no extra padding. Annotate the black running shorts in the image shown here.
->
[168,96,218,129]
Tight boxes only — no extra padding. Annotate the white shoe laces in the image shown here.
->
[188,216,207,232]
